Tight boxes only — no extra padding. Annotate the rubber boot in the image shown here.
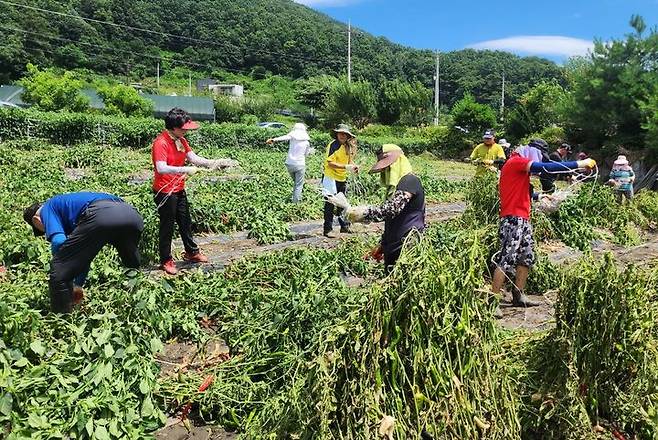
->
[512,287,541,307]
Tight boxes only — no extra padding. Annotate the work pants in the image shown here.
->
[154,190,199,263]
[323,180,350,233]
[49,199,143,313]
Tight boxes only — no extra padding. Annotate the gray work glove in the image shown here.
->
[212,158,239,170]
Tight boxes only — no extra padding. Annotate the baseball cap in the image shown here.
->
[181,120,200,130]
[483,129,495,139]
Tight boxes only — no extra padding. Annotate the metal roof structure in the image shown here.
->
[0,85,216,121]
[142,93,215,121]
[0,85,27,107]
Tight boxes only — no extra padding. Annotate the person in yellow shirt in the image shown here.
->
[322,124,359,237]
[469,129,506,176]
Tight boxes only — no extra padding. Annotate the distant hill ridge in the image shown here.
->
[0,0,563,107]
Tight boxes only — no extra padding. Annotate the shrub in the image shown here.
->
[96,83,154,117]
[18,64,89,112]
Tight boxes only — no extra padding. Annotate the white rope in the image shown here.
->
[154,173,189,210]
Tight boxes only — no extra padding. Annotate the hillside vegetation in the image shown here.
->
[0,0,561,108]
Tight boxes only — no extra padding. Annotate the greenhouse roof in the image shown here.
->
[0,85,26,107]
[0,86,215,121]
[143,94,215,121]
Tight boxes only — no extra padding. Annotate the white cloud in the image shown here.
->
[469,35,594,58]
[294,0,361,6]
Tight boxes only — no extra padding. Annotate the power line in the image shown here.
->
[0,0,346,67]
[2,24,267,76]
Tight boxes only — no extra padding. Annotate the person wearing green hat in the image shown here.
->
[326,144,425,271]
[322,124,359,237]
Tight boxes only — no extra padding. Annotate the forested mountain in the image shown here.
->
[0,0,563,107]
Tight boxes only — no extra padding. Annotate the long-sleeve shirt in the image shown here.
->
[272,134,311,167]
[610,167,635,191]
[364,174,426,255]
[40,192,119,286]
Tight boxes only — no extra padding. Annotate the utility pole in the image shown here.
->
[347,20,352,83]
[156,61,160,89]
[188,72,192,96]
[434,51,440,126]
[500,71,506,122]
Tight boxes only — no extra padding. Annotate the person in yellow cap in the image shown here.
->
[326,144,425,271]
[469,129,506,176]
[322,124,359,237]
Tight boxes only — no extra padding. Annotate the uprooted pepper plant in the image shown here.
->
[2,141,658,439]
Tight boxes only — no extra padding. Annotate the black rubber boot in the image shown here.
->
[512,287,541,307]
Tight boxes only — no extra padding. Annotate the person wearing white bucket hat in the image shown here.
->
[267,123,314,203]
[608,155,635,204]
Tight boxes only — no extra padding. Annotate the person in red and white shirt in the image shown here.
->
[492,144,595,312]
[152,107,238,275]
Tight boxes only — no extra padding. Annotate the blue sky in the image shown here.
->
[294,0,658,61]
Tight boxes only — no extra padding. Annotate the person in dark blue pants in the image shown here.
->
[24,192,144,313]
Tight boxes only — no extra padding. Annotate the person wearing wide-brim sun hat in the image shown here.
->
[326,144,426,271]
[266,123,314,203]
[608,154,635,204]
[321,123,360,238]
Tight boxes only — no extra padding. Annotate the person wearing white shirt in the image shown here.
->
[267,123,313,203]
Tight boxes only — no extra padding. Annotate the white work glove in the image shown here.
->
[346,206,369,223]
[325,192,351,210]
[345,164,359,174]
[307,147,316,156]
[212,158,239,170]
[577,158,596,169]
[182,166,200,175]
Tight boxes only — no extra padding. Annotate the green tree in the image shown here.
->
[297,75,340,111]
[564,16,658,150]
[97,83,153,117]
[450,93,497,137]
[324,79,377,129]
[505,81,568,142]
[377,79,432,126]
[18,64,89,112]
[0,0,563,104]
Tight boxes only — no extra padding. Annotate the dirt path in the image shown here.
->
[152,201,466,274]
[543,235,658,267]
[499,233,658,332]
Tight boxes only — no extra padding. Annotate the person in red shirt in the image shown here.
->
[492,146,595,311]
[152,108,238,275]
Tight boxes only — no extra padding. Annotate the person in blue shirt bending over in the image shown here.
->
[23,192,144,313]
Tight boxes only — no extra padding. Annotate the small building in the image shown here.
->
[208,84,244,97]
[196,78,218,92]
